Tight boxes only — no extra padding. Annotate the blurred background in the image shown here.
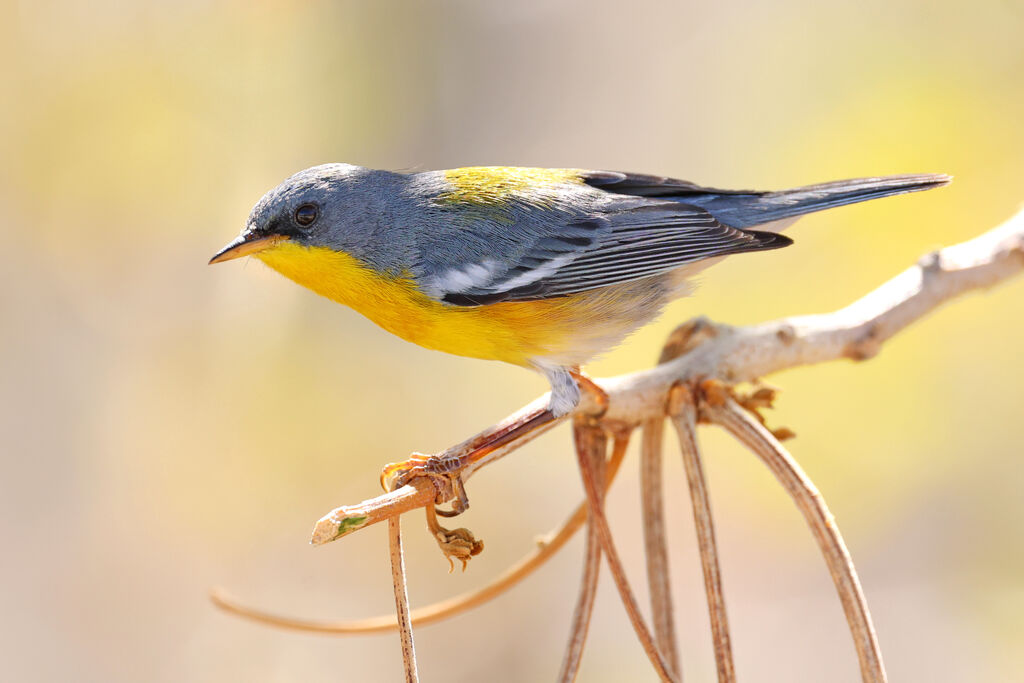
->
[3,0,1023,681]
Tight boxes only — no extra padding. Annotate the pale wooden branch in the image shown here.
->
[558,431,616,682]
[598,207,1024,426]
[388,516,418,683]
[307,209,1024,546]
[214,209,1023,681]
[574,419,679,683]
[705,392,885,682]
[311,478,436,546]
[669,386,735,683]
[640,418,681,679]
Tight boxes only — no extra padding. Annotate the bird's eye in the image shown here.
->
[294,203,319,227]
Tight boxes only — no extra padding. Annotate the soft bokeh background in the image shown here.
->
[3,1,1022,681]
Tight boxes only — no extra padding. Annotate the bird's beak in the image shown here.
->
[209,229,289,264]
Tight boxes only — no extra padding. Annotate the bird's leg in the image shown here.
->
[540,364,582,417]
[379,368,607,516]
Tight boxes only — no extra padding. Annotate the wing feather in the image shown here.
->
[436,201,790,306]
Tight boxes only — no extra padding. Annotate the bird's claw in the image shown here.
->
[380,452,472,514]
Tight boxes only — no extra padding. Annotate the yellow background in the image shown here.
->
[2,1,1022,681]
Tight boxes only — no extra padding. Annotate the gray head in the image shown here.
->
[209,163,403,268]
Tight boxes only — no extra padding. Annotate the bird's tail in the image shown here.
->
[689,174,951,229]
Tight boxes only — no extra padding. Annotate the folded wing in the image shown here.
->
[434,199,790,306]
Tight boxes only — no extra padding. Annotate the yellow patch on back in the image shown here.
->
[254,240,639,367]
[440,167,582,206]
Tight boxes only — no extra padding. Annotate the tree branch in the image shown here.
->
[215,208,1023,682]
[599,208,1024,425]
[305,208,1024,546]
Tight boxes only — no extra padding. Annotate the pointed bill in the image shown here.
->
[209,230,289,264]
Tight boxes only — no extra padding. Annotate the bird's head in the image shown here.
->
[209,163,388,267]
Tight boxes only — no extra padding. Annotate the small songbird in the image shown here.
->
[210,165,948,416]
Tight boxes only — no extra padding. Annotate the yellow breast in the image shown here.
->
[255,241,605,367]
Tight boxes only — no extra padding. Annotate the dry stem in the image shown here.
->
[669,386,735,683]
[557,429,614,682]
[558,517,601,683]
[214,209,1024,681]
[574,419,679,683]
[640,419,681,679]
[388,516,418,683]
[705,392,885,682]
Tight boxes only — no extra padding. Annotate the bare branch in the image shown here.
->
[388,516,419,683]
[312,478,436,546]
[669,386,735,683]
[640,419,681,679]
[600,209,1024,425]
[306,210,1023,544]
[705,392,885,683]
[218,208,1023,681]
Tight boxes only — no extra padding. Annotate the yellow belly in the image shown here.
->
[256,242,605,366]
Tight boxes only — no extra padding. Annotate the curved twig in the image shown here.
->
[640,418,681,679]
[558,432,616,682]
[705,391,885,682]
[669,386,734,682]
[574,419,679,683]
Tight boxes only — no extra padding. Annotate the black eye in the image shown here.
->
[294,203,319,227]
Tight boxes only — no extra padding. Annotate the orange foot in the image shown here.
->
[379,371,607,516]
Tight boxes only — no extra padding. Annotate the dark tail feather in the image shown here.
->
[690,174,951,229]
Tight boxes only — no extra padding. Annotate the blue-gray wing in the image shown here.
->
[418,167,949,306]
[428,199,790,306]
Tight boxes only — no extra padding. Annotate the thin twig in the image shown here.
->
[705,390,885,683]
[558,519,600,683]
[574,420,679,683]
[640,418,681,679]
[669,386,735,683]
[311,478,436,545]
[558,430,614,682]
[210,438,633,634]
[388,516,418,682]
[214,210,1024,682]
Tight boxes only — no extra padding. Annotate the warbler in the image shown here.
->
[210,165,948,415]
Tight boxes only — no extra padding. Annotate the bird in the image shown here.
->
[210,164,949,417]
